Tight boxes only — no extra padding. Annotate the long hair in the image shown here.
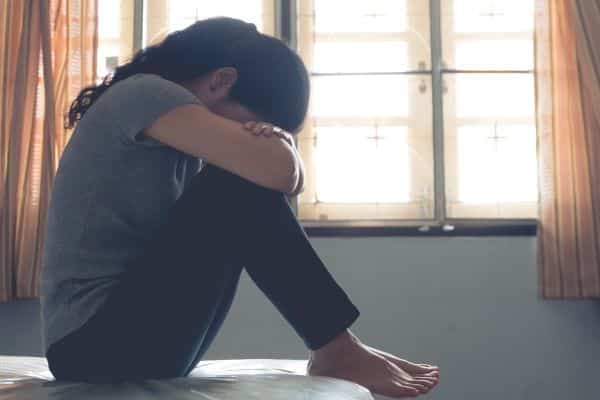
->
[67,17,310,133]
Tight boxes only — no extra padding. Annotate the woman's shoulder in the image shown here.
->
[110,73,176,92]
[98,73,200,112]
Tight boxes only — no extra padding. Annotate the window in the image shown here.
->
[97,1,275,80]
[145,0,276,45]
[441,0,537,219]
[97,0,538,229]
[296,0,537,224]
[97,0,135,79]
[297,0,434,222]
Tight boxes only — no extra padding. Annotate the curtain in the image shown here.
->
[536,0,600,298]
[0,0,97,302]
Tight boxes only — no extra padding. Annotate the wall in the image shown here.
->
[1,237,599,400]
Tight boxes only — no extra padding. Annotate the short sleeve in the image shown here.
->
[97,74,203,147]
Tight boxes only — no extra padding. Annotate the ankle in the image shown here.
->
[310,330,359,363]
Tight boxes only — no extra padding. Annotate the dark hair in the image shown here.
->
[67,17,310,133]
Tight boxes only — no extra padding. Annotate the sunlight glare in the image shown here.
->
[314,0,407,33]
[458,124,538,203]
[315,127,410,203]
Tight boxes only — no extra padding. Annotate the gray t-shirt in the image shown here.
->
[40,74,203,352]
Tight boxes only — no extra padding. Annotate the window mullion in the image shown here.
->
[429,0,446,225]
[133,0,144,53]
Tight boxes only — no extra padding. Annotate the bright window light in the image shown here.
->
[314,0,407,33]
[455,40,533,70]
[458,124,538,203]
[168,0,263,31]
[453,0,534,33]
[97,0,122,79]
[311,75,409,118]
[98,0,120,39]
[315,127,410,203]
[455,74,535,118]
[313,41,408,73]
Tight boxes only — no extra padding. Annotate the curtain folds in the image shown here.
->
[0,0,97,302]
[536,0,600,298]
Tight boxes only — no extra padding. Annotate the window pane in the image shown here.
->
[453,74,535,118]
[300,0,431,72]
[450,0,534,33]
[314,0,407,33]
[313,41,408,73]
[145,0,274,45]
[456,124,538,204]
[311,75,409,118]
[298,74,434,221]
[444,73,538,218]
[297,0,434,221]
[168,0,264,32]
[441,0,534,70]
[454,39,533,70]
[99,0,120,39]
[97,0,134,79]
[314,127,410,203]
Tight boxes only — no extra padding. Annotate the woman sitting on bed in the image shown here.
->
[40,17,440,398]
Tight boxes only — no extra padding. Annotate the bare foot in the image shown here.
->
[307,331,440,398]
[366,346,440,378]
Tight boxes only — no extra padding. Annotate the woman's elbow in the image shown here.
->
[275,156,300,194]
[255,141,299,193]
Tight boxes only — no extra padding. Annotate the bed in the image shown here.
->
[0,356,372,399]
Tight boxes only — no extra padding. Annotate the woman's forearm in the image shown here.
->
[241,120,305,196]
[145,104,299,193]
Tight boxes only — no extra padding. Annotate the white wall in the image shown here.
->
[1,237,599,400]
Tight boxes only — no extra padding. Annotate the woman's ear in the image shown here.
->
[209,67,238,95]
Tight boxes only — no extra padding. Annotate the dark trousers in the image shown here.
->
[46,164,359,383]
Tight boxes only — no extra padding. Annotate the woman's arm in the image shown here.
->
[281,136,304,196]
[242,121,305,196]
[289,152,305,196]
[145,104,300,193]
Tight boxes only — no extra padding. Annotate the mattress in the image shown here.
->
[0,356,372,399]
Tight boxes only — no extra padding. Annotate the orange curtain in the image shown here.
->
[0,0,97,302]
[536,0,600,298]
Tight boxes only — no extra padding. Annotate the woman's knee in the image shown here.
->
[188,164,288,206]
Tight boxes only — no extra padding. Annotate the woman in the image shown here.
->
[40,17,439,398]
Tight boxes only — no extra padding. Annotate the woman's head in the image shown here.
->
[68,17,310,133]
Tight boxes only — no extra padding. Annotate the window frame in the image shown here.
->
[127,0,538,236]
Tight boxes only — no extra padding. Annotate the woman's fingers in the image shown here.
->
[244,121,256,129]
[257,123,273,136]
[243,121,258,134]
[244,121,272,136]
[244,122,295,148]
[244,121,294,143]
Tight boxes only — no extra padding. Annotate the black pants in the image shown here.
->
[46,164,359,383]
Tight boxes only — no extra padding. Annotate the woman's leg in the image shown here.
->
[181,264,242,376]
[46,164,358,382]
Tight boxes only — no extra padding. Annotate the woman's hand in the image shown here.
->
[243,121,295,148]
[243,121,305,196]
[145,105,299,193]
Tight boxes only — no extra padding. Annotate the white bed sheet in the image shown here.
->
[0,356,373,400]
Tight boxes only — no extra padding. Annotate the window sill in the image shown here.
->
[302,220,538,237]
